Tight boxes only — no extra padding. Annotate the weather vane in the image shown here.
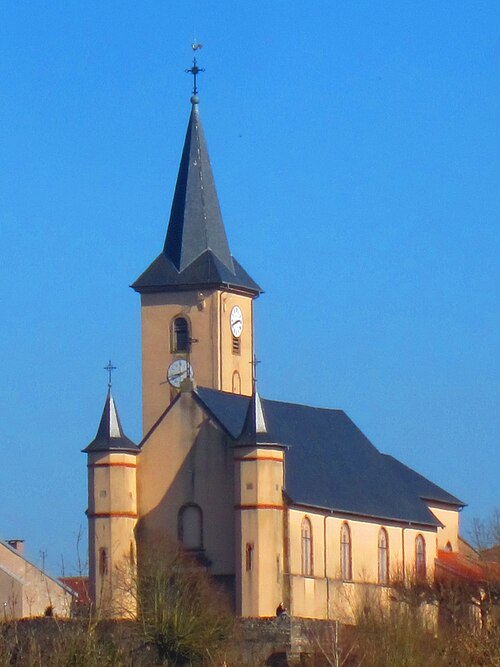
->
[185,40,204,97]
[104,360,116,388]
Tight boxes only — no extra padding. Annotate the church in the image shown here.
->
[83,68,466,622]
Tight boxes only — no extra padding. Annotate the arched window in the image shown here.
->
[445,541,452,552]
[378,528,389,585]
[301,517,313,576]
[415,535,426,580]
[245,543,254,572]
[99,547,108,576]
[232,371,241,394]
[172,317,190,352]
[178,504,203,550]
[340,523,352,581]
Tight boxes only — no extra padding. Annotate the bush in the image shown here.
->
[133,543,234,665]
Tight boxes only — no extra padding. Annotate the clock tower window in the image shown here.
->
[171,317,190,353]
[232,335,241,355]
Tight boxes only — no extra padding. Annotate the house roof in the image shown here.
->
[83,389,139,454]
[194,387,464,527]
[0,542,75,594]
[59,577,90,605]
[132,101,261,296]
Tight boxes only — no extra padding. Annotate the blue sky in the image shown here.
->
[0,2,498,573]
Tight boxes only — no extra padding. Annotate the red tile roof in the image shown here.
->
[436,550,500,584]
[59,577,90,605]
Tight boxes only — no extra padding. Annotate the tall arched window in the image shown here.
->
[415,535,426,580]
[232,371,241,394]
[378,528,389,585]
[178,504,203,550]
[301,517,313,576]
[99,547,108,576]
[172,317,190,352]
[340,523,352,581]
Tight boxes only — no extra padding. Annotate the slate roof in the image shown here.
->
[132,102,261,296]
[194,387,464,527]
[83,389,139,453]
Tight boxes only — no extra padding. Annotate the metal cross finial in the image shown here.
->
[251,355,261,385]
[104,360,116,388]
[185,57,205,96]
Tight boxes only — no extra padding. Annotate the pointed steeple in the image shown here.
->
[83,389,138,453]
[164,102,234,273]
[132,98,261,296]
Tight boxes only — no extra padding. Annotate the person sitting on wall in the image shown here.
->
[276,601,288,618]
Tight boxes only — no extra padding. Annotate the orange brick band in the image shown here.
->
[88,462,137,469]
[233,456,283,463]
[88,512,137,519]
[234,504,283,511]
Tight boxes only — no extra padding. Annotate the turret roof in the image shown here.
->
[236,389,284,447]
[83,389,138,453]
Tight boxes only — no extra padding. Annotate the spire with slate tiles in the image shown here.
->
[83,389,138,453]
[132,61,261,296]
[163,100,234,273]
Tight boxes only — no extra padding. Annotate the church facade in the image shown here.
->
[84,90,465,621]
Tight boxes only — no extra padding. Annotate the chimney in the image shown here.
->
[6,539,24,556]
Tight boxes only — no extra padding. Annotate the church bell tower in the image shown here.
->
[132,76,261,434]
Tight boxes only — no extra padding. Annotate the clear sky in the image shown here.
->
[0,2,498,574]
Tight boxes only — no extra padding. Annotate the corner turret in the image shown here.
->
[84,388,138,617]
[233,388,287,616]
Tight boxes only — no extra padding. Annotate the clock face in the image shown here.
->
[167,359,193,388]
[230,305,243,338]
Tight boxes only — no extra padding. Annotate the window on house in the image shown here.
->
[246,543,254,572]
[378,528,389,585]
[415,535,426,580]
[301,517,313,577]
[99,547,108,576]
[178,504,203,550]
[232,371,241,394]
[172,317,190,352]
[340,522,352,581]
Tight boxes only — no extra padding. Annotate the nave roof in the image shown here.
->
[193,387,465,528]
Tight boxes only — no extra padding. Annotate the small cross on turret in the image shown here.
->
[104,360,116,388]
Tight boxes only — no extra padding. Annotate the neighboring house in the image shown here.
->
[83,81,467,622]
[0,541,73,619]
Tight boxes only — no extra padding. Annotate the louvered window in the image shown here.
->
[172,317,190,352]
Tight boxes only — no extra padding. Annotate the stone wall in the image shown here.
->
[0,616,346,666]
[235,616,344,666]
